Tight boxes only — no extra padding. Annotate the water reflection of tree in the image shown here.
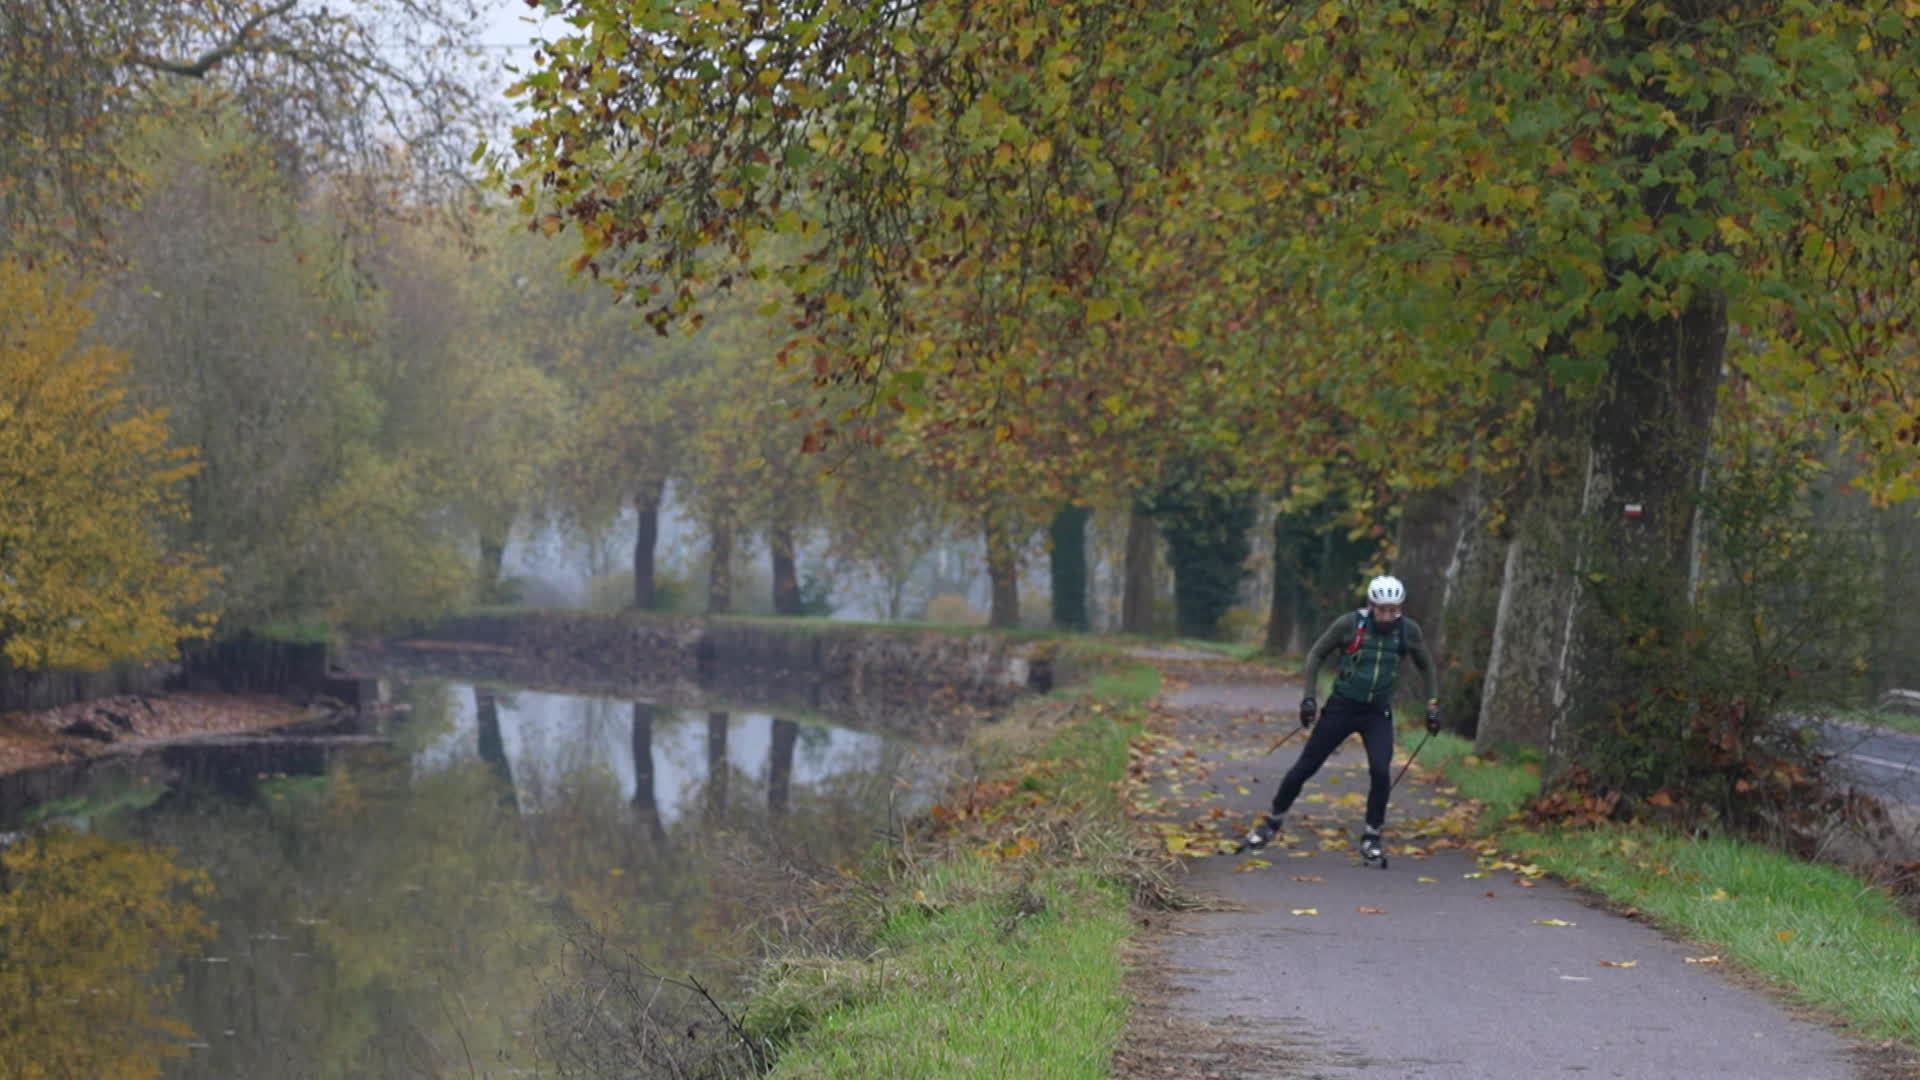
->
[474,687,517,805]
[29,692,954,1079]
[631,702,667,846]
[116,758,552,1079]
[0,828,212,1079]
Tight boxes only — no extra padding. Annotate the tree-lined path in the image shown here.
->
[1115,658,1898,1080]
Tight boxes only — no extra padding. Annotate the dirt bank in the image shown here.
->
[0,693,313,776]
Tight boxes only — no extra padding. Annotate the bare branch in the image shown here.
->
[124,0,297,78]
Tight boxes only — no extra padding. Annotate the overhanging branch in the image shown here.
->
[124,0,297,78]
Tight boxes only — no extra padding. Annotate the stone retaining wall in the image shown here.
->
[343,612,1047,741]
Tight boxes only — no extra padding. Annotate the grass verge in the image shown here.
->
[1830,707,1920,738]
[1426,745,1920,1048]
[742,662,1166,1079]
[1403,730,1542,828]
[1503,825,1919,1044]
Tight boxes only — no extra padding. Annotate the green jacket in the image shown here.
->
[1302,609,1438,707]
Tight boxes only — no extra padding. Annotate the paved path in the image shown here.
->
[1116,662,1899,1080]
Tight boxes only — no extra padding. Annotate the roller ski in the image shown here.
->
[1237,814,1282,854]
[1358,827,1388,868]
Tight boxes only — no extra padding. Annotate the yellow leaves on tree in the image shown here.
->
[0,260,217,670]
[0,828,214,1080]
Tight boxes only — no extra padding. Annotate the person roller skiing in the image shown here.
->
[1245,575,1441,865]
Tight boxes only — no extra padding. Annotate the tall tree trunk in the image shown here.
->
[478,533,508,603]
[984,507,1021,629]
[630,703,666,846]
[632,477,665,610]
[770,518,802,615]
[1476,431,1586,754]
[1393,481,1467,661]
[1551,306,1725,772]
[768,717,798,817]
[474,688,516,806]
[705,711,729,819]
[1435,474,1506,739]
[1048,504,1090,631]
[1265,505,1325,656]
[1121,509,1157,635]
[1483,9,1728,769]
[707,519,735,614]
[1263,507,1299,656]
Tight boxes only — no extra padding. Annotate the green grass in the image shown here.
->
[744,675,1150,1078]
[1504,825,1920,1044]
[1423,731,1919,1044]
[1073,662,1162,705]
[1830,707,1920,737]
[759,865,1133,1079]
[1404,730,1543,827]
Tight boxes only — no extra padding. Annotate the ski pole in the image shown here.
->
[1389,731,1433,793]
[1262,725,1306,756]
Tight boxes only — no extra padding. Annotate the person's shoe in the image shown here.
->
[1359,827,1385,864]
[1243,814,1282,850]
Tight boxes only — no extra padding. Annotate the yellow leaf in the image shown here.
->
[1290,908,1320,916]
[1533,918,1576,927]
[1027,139,1053,164]
[1684,955,1723,965]
[1775,930,1796,943]
[1599,960,1638,968]
[1416,876,1439,884]
[1236,858,1272,872]
[1165,835,1190,854]
[1708,888,1730,901]
[859,130,886,155]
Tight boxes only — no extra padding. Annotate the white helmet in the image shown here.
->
[1367,575,1406,605]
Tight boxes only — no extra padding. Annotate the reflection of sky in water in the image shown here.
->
[416,685,897,823]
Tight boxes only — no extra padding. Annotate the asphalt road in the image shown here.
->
[1822,721,1920,805]
[1118,673,1897,1080]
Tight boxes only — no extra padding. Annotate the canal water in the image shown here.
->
[0,674,962,1079]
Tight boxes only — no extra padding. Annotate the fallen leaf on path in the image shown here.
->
[1684,955,1722,965]
[1289,850,1316,858]
[1292,875,1324,883]
[1236,858,1272,872]
[1356,907,1387,915]
[1533,918,1577,927]
[1598,960,1638,968]
[1290,908,1320,916]
[1416,876,1439,884]
[1463,872,1488,879]
[1236,785,1251,796]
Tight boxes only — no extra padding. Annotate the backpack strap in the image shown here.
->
[1344,609,1369,655]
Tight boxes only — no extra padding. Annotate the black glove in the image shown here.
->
[1299,696,1317,729]
[1425,701,1442,735]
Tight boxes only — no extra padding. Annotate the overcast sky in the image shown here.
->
[476,0,556,89]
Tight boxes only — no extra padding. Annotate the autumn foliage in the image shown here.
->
[0,260,216,669]
[0,828,214,1079]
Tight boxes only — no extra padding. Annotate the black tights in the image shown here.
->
[1268,694,1395,830]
